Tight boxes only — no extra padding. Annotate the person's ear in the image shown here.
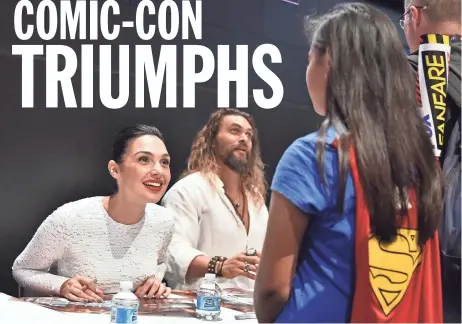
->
[108,160,120,179]
[325,48,332,76]
[410,6,423,28]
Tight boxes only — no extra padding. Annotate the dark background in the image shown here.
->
[0,0,404,297]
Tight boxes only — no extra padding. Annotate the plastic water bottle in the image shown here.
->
[110,281,139,324]
[196,273,221,320]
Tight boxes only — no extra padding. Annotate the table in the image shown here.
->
[0,290,257,324]
[53,306,250,324]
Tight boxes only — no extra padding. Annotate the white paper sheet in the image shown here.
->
[166,293,187,299]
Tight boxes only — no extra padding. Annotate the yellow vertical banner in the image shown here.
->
[417,34,452,157]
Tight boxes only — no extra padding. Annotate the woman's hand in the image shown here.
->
[135,276,171,299]
[59,276,104,302]
[221,252,260,280]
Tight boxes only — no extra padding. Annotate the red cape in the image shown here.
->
[334,141,443,323]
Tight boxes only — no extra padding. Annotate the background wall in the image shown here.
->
[0,0,402,297]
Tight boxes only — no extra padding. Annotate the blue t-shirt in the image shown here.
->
[271,128,356,323]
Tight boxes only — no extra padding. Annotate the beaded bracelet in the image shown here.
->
[207,256,227,276]
[217,259,226,277]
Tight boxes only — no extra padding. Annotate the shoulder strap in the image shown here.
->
[407,53,418,69]
[447,54,461,109]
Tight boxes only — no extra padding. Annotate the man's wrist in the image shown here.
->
[207,256,227,276]
[217,260,227,277]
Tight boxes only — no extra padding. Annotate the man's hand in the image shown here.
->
[59,276,104,302]
[221,252,260,280]
[135,276,171,299]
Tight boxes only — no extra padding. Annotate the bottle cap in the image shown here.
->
[120,281,133,291]
[205,273,216,281]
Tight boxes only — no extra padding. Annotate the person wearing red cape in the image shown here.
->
[254,3,444,323]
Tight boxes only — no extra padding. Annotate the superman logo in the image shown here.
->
[368,228,422,316]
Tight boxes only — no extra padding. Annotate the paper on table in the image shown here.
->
[166,293,188,299]
[221,289,254,306]
[0,299,73,324]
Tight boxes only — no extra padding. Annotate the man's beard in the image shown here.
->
[223,150,250,175]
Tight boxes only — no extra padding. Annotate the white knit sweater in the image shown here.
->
[12,196,174,295]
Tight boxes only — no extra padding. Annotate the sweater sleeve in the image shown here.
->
[155,211,174,281]
[12,208,71,296]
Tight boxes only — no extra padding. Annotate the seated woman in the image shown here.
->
[12,124,175,302]
[254,3,444,323]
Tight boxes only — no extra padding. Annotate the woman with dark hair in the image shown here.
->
[13,125,175,302]
[254,3,444,323]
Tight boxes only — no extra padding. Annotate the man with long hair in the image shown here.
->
[162,108,268,290]
[402,1,461,321]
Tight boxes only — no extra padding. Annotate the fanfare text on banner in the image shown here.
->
[417,35,451,157]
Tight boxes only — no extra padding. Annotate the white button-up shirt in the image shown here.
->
[161,172,268,290]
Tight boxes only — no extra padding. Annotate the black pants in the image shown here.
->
[442,255,461,323]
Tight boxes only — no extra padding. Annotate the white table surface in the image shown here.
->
[0,292,258,324]
[60,306,255,324]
